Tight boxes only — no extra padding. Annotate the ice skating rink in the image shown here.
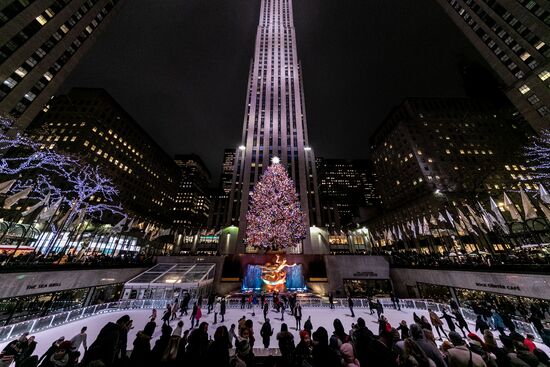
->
[2,304,549,357]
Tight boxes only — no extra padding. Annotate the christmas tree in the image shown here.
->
[245,157,308,250]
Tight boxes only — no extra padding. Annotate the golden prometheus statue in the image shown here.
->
[259,255,297,292]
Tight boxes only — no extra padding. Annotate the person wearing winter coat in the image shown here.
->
[409,323,448,367]
[294,302,303,330]
[304,316,313,335]
[348,296,355,318]
[220,297,226,322]
[179,293,190,316]
[49,342,71,367]
[312,327,342,367]
[15,336,36,367]
[295,330,314,367]
[440,310,456,333]
[420,316,433,332]
[397,320,410,340]
[82,314,131,367]
[476,315,490,335]
[260,319,274,348]
[213,298,220,324]
[402,338,436,367]
[206,326,230,366]
[454,310,471,337]
[340,342,360,367]
[491,310,506,335]
[185,322,208,364]
[38,338,64,367]
[331,318,350,346]
[190,303,198,327]
[446,332,487,367]
[277,323,295,365]
[69,327,88,354]
[162,305,171,326]
[129,322,155,367]
[351,317,374,366]
[429,309,447,340]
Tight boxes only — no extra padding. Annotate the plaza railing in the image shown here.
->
[0,297,541,344]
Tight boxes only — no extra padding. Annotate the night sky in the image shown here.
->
[61,0,483,183]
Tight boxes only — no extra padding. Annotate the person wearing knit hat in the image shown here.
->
[483,330,498,348]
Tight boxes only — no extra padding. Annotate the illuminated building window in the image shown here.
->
[83,140,90,146]
[15,67,27,78]
[505,165,510,170]
[91,145,96,151]
[3,78,17,88]
[518,84,530,94]
[520,52,531,61]
[92,127,98,132]
[538,70,550,81]
[70,136,76,142]
[36,15,48,25]
[445,149,451,154]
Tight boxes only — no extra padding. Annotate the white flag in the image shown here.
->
[438,212,447,222]
[111,217,127,233]
[540,184,550,204]
[37,198,62,223]
[22,192,50,216]
[504,192,522,221]
[417,218,423,236]
[520,188,538,220]
[0,179,16,194]
[125,217,135,232]
[429,215,438,226]
[489,197,509,234]
[3,186,32,209]
[423,217,430,235]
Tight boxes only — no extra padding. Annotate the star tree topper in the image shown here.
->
[245,157,308,250]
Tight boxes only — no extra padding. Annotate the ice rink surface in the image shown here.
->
[2,304,549,357]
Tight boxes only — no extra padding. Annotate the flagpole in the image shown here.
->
[5,208,42,264]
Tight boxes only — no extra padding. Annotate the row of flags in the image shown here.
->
[372,185,550,245]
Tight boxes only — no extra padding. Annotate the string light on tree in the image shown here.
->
[524,129,550,184]
[245,157,308,250]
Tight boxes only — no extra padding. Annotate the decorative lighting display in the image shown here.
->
[245,158,308,250]
[259,255,297,292]
[524,129,550,182]
[0,115,124,223]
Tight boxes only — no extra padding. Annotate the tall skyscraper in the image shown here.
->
[316,158,378,229]
[0,0,124,130]
[435,0,550,131]
[220,148,236,194]
[173,154,211,230]
[227,0,321,254]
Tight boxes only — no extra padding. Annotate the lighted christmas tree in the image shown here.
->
[245,157,308,250]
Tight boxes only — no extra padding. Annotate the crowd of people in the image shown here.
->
[0,251,153,270]
[389,250,550,271]
[2,293,550,367]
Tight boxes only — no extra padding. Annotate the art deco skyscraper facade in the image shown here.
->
[435,0,550,131]
[0,0,124,131]
[227,0,321,254]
